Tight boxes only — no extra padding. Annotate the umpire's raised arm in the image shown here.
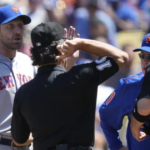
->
[56,38,129,69]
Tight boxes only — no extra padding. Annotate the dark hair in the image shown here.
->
[30,41,60,66]
[30,46,59,66]
[30,39,66,66]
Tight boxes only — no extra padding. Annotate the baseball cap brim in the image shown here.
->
[1,14,31,25]
[133,46,150,53]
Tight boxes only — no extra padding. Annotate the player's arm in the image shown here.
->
[13,133,33,146]
[99,79,128,150]
[135,62,150,116]
[130,98,150,142]
[131,63,150,141]
[56,38,129,69]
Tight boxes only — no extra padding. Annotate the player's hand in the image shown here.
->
[13,133,33,146]
[131,115,147,141]
[119,146,128,150]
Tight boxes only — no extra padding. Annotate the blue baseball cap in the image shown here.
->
[0,5,31,25]
[133,33,150,53]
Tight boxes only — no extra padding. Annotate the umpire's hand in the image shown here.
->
[63,26,80,71]
[56,38,81,60]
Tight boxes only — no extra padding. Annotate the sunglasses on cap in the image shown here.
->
[138,53,150,61]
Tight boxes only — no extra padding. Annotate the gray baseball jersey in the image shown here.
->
[0,52,37,139]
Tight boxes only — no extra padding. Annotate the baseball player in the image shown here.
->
[0,5,37,150]
[100,33,150,150]
[131,62,150,142]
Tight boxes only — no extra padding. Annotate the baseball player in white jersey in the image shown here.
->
[0,5,80,150]
[0,5,36,150]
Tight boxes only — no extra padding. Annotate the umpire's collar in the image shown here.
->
[37,65,66,75]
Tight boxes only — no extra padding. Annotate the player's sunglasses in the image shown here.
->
[138,53,150,61]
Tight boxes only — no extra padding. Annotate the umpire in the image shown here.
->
[11,22,128,150]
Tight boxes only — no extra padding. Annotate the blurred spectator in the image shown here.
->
[0,0,17,6]
[104,43,141,88]
[74,7,90,38]
[90,19,108,39]
[74,0,117,60]
[74,0,117,44]
[115,0,148,31]
[138,0,147,8]
[88,0,117,46]
[117,0,139,24]
[106,0,119,11]
[103,0,148,32]
[140,0,150,32]
[17,0,49,56]
[20,0,49,31]
[43,0,68,27]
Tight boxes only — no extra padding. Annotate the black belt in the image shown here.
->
[0,137,12,146]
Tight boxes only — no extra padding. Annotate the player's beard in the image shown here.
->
[1,38,22,50]
[0,34,23,50]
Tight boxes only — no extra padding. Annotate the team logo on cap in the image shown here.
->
[36,42,41,46]
[146,35,150,44]
[11,6,18,14]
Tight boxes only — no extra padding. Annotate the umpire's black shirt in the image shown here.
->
[11,56,119,150]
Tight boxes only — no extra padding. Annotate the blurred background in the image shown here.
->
[1,0,149,150]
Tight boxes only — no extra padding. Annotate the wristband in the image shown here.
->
[132,102,150,122]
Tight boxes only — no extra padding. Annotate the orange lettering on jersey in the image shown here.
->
[0,77,6,90]
[16,74,22,86]
[146,35,150,44]
[11,6,18,13]
[28,76,32,81]
[106,92,115,105]
[3,75,14,88]
[22,75,28,83]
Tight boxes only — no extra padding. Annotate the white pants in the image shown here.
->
[0,144,13,150]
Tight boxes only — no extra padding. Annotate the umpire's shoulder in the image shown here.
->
[120,72,144,86]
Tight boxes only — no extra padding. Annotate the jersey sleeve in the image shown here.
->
[138,63,150,100]
[68,56,119,86]
[91,56,119,85]
[11,90,30,143]
[99,79,128,150]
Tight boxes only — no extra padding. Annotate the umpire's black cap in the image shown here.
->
[31,22,64,50]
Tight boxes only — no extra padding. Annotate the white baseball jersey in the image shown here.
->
[0,52,37,139]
